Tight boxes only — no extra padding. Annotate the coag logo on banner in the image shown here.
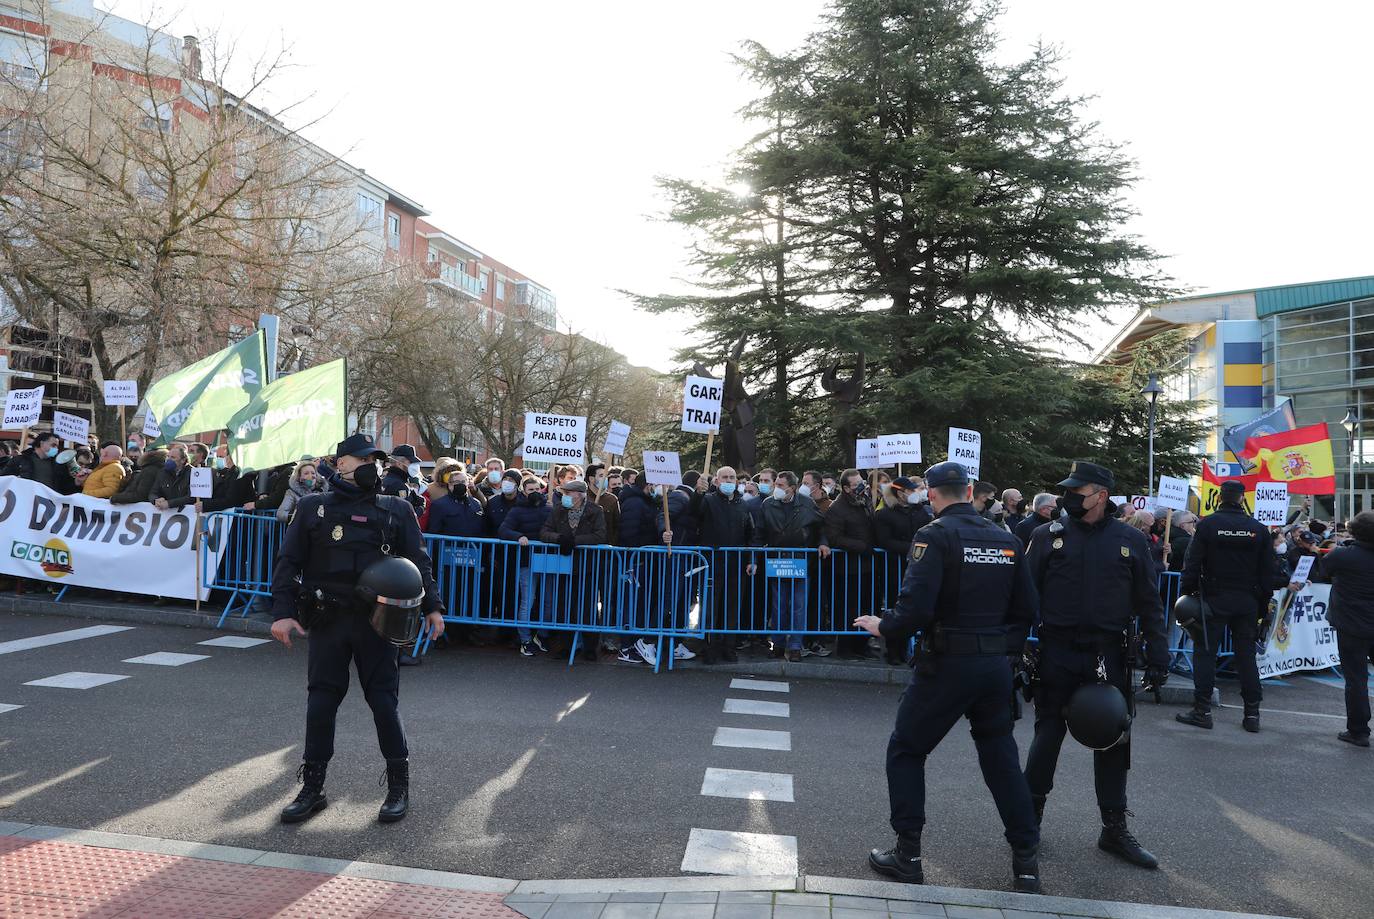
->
[12,538,74,578]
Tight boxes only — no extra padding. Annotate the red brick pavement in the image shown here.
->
[0,835,521,918]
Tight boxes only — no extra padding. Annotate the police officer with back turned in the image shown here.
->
[1024,461,1169,870]
[1177,479,1276,732]
[854,462,1042,894]
[270,433,445,826]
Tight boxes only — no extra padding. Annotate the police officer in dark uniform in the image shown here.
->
[270,433,445,825]
[1024,461,1169,869]
[854,462,1041,894]
[1177,479,1277,732]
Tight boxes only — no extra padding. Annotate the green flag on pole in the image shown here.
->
[227,359,347,471]
[145,331,268,443]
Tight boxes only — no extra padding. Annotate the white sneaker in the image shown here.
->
[635,638,658,667]
[673,644,697,661]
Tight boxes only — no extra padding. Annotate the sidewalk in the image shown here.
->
[0,823,1295,919]
[0,592,1210,700]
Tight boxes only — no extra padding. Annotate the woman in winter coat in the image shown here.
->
[110,449,168,505]
[275,462,319,523]
[424,467,488,538]
[498,475,553,656]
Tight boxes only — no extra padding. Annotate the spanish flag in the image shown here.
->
[1239,423,1336,495]
[1198,460,1264,516]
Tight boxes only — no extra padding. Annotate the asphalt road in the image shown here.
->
[1,609,1370,919]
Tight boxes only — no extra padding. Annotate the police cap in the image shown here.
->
[924,462,969,489]
[336,433,386,460]
[1058,460,1114,491]
[1219,480,1246,503]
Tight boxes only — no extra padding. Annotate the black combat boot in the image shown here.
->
[1175,702,1213,729]
[1242,703,1260,733]
[868,832,923,883]
[280,762,327,824]
[1011,846,1041,894]
[1031,794,1047,827]
[378,758,409,823]
[1098,809,1158,869]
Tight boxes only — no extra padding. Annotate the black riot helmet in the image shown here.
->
[357,556,424,646]
[1172,593,1211,635]
[1064,682,1132,751]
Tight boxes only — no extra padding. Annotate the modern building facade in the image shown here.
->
[1096,275,1374,518]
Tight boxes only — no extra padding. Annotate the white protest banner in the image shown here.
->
[1258,583,1340,677]
[1290,554,1315,585]
[52,411,89,445]
[1110,495,1128,508]
[643,450,682,487]
[602,421,631,457]
[142,410,161,439]
[681,375,723,435]
[0,476,229,599]
[190,467,214,499]
[947,427,981,479]
[878,433,922,466]
[1253,481,1289,527]
[103,380,138,406]
[1155,475,1190,512]
[522,412,586,464]
[855,438,881,470]
[3,385,43,429]
[1128,495,1154,512]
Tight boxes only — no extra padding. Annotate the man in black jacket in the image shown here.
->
[1015,494,1056,548]
[1308,510,1374,746]
[1178,481,1276,732]
[752,471,829,661]
[9,432,77,494]
[151,443,195,510]
[826,468,879,659]
[692,466,754,663]
[875,477,930,663]
[1024,461,1170,870]
[381,444,425,517]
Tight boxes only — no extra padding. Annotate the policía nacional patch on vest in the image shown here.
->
[1052,538,1063,550]
[1121,545,1130,558]
[331,525,344,542]
[910,542,927,561]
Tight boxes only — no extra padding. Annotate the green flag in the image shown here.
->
[145,331,267,443]
[227,359,347,471]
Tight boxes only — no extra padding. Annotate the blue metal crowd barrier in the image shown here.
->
[207,510,285,627]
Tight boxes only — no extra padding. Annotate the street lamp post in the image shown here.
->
[1142,374,1164,496]
[1341,410,1359,522]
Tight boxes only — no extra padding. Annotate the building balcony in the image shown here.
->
[515,280,557,328]
[424,261,483,300]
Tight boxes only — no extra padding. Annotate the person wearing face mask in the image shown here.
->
[801,470,832,513]
[423,467,487,539]
[1015,494,1057,549]
[822,473,838,501]
[751,470,830,662]
[656,470,701,549]
[198,444,259,513]
[1000,489,1026,531]
[1023,461,1169,871]
[853,461,1040,893]
[277,462,320,524]
[825,468,879,660]
[111,447,169,506]
[484,469,523,534]
[691,465,755,664]
[269,433,444,826]
[499,474,554,656]
[875,477,933,663]
[150,442,196,511]
[478,457,507,498]
[539,478,608,657]
[584,463,622,547]
[1166,512,1196,574]
[381,445,426,518]
[1176,480,1276,734]
[11,431,77,494]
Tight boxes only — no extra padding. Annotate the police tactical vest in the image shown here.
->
[301,492,402,599]
[929,514,1020,632]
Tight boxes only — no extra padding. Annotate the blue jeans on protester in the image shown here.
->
[515,566,546,643]
[771,579,807,651]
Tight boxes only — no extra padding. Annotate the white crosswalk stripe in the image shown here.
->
[681,827,798,876]
[122,652,210,667]
[700,767,794,802]
[0,625,134,656]
[197,636,271,649]
[729,678,789,693]
[712,726,792,751]
[24,672,130,690]
[723,698,790,718]
[0,703,23,715]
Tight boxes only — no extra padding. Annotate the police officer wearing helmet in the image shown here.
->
[1177,479,1279,732]
[269,433,445,826]
[854,461,1042,894]
[1023,461,1169,870]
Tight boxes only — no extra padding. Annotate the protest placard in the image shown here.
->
[190,467,214,498]
[602,421,630,457]
[3,385,43,429]
[103,380,139,406]
[142,410,161,439]
[1290,554,1315,585]
[681,375,722,435]
[947,427,981,479]
[522,412,586,463]
[1156,475,1190,512]
[1254,481,1289,527]
[643,451,683,487]
[855,438,880,470]
[52,411,89,445]
[878,433,922,466]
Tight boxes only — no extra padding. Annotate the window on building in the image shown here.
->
[0,31,45,90]
[139,98,172,132]
[356,193,383,233]
[479,271,489,293]
[0,118,40,170]
[427,246,438,262]
[387,213,400,250]
[495,278,506,301]
[136,170,167,203]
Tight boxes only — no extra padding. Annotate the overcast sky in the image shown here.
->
[110,1,1374,372]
